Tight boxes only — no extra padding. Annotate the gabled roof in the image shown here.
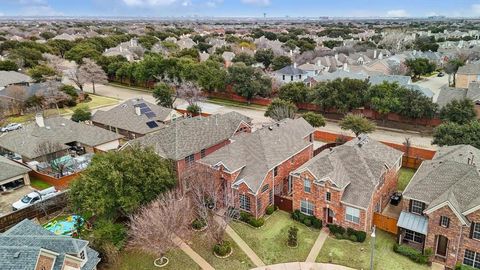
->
[92,98,179,135]
[275,65,307,76]
[0,71,32,88]
[200,118,314,194]
[369,75,412,86]
[457,62,480,75]
[0,219,100,270]
[292,135,403,209]
[0,117,123,159]
[0,156,31,182]
[128,112,251,160]
[312,70,368,82]
[435,85,468,108]
[403,145,480,222]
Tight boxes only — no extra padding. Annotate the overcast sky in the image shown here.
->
[1,0,480,18]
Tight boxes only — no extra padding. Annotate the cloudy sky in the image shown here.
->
[1,0,480,18]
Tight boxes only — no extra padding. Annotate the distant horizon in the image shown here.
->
[1,0,480,18]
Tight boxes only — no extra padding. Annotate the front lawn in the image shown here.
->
[30,177,52,190]
[398,168,416,191]
[317,230,430,270]
[230,210,320,265]
[188,232,254,270]
[103,249,200,270]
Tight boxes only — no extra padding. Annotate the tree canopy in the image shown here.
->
[302,112,326,127]
[153,82,176,108]
[69,146,176,218]
[254,49,274,69]
[71,105,92,122]
[278,82,312,104]
[440,99,477,125]
[312,78,369,113]
[405,58,436,79]
[264,98,297,121]
[227,63,272,101]
[272,55,292,71]
[433,120,480,149]
[339,114,376,137]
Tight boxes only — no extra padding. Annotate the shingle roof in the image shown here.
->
[92,98,179,135]
[292,135,403,209]
[200,118,314,194]
[0,156,31,182]
[0,219,100,270]
[369,75,411,86]
[0,71,32,88]
[128,112,251,160]
[0,117,123,159]
[435,85,467,108]
[457,62,480,75]
[312,70,368,82]
[276,65,307,76]
[403,145,480,220]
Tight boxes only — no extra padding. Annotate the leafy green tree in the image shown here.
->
[254,49,274,69]
[272,55,292,71]
[0,60,18,71]
[47,39,75,58]
[153,83,176,108]
[59,85,78,99]
[69,145,176,218]
[302,112,326,127]
[227,63,272,102]
[264,98,297,121]
[8,47,43,68]
[433,121,480,148]
[366,82,401,121]
[138,35,158,50]
[187,103,202,115]
[396,87,438,120]
[339,113,376,137]
[65,43,101,63]
[232,52,256,66]
[413,36,439,52]
[175,48,199,60]
[313,78,369,113]
[71,105,92,122]
[278,82,311,103]
[40,31,55,40]
[28,65,57,82]
[405,58,436,79]
[323,40,342,49]
[440,99,476,125]
[195,42,212,53]
[194,60,227,92]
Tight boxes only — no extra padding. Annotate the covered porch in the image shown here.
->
[396,211,428,251]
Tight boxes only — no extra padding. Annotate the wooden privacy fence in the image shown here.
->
[274,195,293,213]
[0,191,68,232]
[373,212,398,234]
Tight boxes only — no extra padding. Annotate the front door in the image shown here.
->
[324,208,334,224]
[436,235,448,258]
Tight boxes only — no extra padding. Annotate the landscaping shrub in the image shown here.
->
[240,211,252,223]
[91,218,127,250]
[288,226,298,247]
[291,210,301,221]
[213,241,232,256]
[265,205,275,215]
[328,224,365,242]
[455,263,477,270]
[354,230,367,242]
[311,218,322,229]
[328,224,346,235]
[291,209,322,229]
[249,217,265,228]
[393,243,430,264]
[349,234,358,242]
[303,218,312,227]
[334,233,343,239]
[191,218,207,230]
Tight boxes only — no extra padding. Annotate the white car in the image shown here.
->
[1,123,22,132]
[12,187,58,211]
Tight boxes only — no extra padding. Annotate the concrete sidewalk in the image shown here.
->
[305,229,328,262]
[173,235,215,270]
[226,225,266,267]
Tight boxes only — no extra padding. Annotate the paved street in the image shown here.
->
[80,82,436,149]
[414,75,449,102]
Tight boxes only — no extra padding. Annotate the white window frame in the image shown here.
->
[326,192,331,202]
[404,229,423,243]
[240,194,251,212]
[473,222,480,240]
[411,200,424,215]
[300,200,314,216]
[464,249,480,268]
[185,154,195,167]
[304,179,311,193]
[440,216,450,228]
[345,206,360,224]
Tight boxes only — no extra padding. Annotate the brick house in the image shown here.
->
[199,118,315,219]
[290,135,403,232]
[456,63,480,88]
[124,112,252,183]
[399,145,480,269]
[92,98,183,140]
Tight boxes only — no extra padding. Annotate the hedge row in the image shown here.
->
[327,224,366,243]
[455,264,478,270]
[393,243,432,264]
[291,210,322,229]
[239,211,265,228]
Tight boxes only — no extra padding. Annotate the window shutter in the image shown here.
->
[439,217,442,226]
[446,218,450,228]
[409,200,413,212]
[470,222,475,239]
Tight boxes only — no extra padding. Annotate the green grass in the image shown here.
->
[230,210,320,265]
[317,230,430,270]
[188,233,254,270]
[107,82,154,92]
[76,94,119,110]
[398,168,416,191]
[30,177,52,190]
[207,97,267,110]
[104,249,200,270]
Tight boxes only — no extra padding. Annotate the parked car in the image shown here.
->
[437,72,445,77]
[12,187,58,211]
[1,123,22,132]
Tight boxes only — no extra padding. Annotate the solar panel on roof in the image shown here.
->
[137,103,148,108]
[146,121,159,128]
[140,107,151,114]
[145,112,156,119]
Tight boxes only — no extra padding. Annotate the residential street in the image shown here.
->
[79,82,436,149]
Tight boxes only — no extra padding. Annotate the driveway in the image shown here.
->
[0,185,34,215]
[414,75,449,102]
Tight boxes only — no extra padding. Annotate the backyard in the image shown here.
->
[103,249,200,270]
[317,230,430,270]
[30,177,52,190]
[398,168,416,191]
[230,210,320,265]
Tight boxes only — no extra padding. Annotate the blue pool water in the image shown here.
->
[44,215,84,236]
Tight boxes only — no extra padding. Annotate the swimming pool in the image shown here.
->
[43,215,84,236]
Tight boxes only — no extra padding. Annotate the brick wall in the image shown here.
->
[458,211,480,269]
[455,74,471,88]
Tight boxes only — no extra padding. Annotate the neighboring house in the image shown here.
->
[177,37,196,50]
[274,64,308,84]
[311,69,368,83]
[436,83,480,114]
[0,114,122,165]
[291,135,403,232]
[124,112,252,181]
[399,145,480,269]
[199,118,315,219]
[369,75,412,86]
[456,62,480,89]
[52,33,78,41]
[199,51,210,62]
[92,98,182,140]
[103,39,145,62]
[0,219,100,270]
[297,62,324,77]
[221,51,235,67]
[0,71,33,90]
[0,155,31,191]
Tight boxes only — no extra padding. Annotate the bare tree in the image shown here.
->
[66,64,87,91]
[34,141,69,177]
[3,85,27,115]
[128,190,192,263]
[158,77,204,106]
[379,31,412,52]
[78,58,108,94]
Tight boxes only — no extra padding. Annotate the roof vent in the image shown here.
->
[268,126,273,131]
[13,251,20,258]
